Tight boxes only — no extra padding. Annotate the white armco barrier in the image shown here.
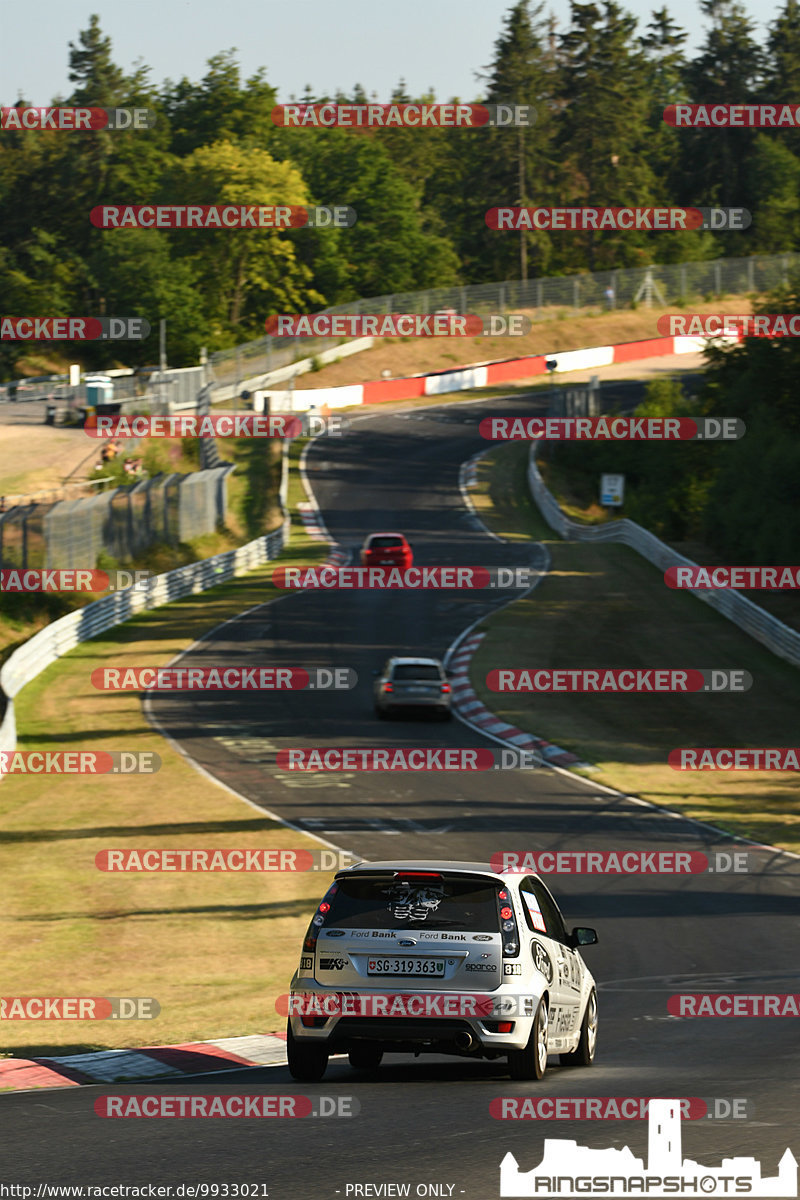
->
[0,519,290,772]
[424,366,489,395]
[527,444,800,668]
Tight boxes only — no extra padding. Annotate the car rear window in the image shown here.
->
[368,536,404,548]
[392,665,441,681]
[322,876,501,931]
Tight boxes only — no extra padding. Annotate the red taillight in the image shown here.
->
[303,881,339,953]
[395,872,443,880]
[497,886,520,958]
[440,683,451,693]
[498,1021,513,1034]
[384,683,393,693]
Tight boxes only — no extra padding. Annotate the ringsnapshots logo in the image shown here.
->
[1,317,149,340]
[265,313,531,337]
[491,1097,753,1122]
[1,997,159,1019]
[665,102,800,128]
[276,747,544,771]
[271,565,536,589]
[91,665,356,691]
[479,416,745,441]
[90,205,356,229]
[486,207,750,232]
[486,668,751,693]
[658,314,800,337]
[95,848,361,872]
[490,850,751,874]
[0,569,150,593]
[0,106,156,130]
[666,566,800,589]
[271,102,535,128]
[95,1094,359,1118]
[498,1099,797,1197]
[669,748,800,770]
[84,414,344,439]
[0,750,160,775]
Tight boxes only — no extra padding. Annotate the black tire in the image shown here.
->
[348,1043,384,1071]
[375,705,388,719]
[438,709,453,722]
[507,997,549,1081]
[560,989,598,1067]
[286,1019,329,1082]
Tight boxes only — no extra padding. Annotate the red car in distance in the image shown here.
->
[360,532,413,570]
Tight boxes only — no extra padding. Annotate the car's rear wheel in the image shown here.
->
[286,1019,329,1082]
[375,705,388,719]
[507,998,548,1080]
[348,1043,383,1072]
[560,989,597,1067]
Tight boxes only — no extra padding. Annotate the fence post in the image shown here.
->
[574,278,579,310]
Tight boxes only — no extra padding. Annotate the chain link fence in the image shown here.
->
[41,466,234,569]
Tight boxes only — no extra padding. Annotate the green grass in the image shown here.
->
[469,441,800,855]
[0,442,334,1062]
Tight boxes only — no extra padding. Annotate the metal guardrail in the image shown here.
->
[0,456,291,764]
[209,251,800,383]
[527,444,800,668]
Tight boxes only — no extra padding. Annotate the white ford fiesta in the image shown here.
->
[286,860,598,1081]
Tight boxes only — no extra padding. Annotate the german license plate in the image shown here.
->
[367,957,446,976]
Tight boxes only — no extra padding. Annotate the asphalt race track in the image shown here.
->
[2,387,799,1198]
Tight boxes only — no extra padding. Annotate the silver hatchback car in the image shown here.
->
[373,656,452,721]
[287,859,598,1082]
